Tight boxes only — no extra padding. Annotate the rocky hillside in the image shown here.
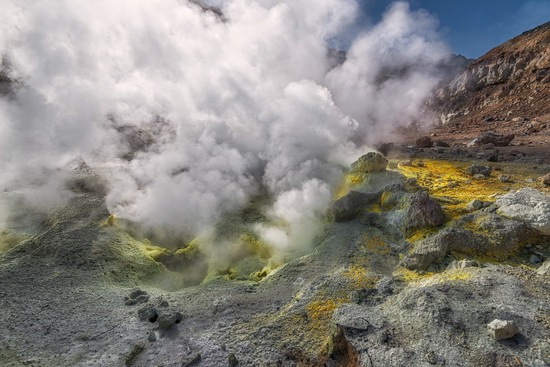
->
[428,21,550,140]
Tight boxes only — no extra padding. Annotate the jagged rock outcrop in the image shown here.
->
[428,21,550,128]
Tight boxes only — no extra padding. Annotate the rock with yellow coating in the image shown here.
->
[350,152,388,173]
[332,190,382,222]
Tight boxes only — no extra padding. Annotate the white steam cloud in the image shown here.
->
[0,1,449,252]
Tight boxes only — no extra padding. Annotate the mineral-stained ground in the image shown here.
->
[1,147,549,367]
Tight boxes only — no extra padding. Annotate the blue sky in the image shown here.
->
[362,0,550,58]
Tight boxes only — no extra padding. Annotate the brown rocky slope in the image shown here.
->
[426,21,550,145]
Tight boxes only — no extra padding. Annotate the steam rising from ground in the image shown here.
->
[0,1,449,254]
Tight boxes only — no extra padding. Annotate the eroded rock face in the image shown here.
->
[428,22,550,128]
[350,152,388,173]
[496,188,550,235]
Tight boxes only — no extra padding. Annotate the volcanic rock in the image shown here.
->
[350,152,388,173]
[496,188,550,235]
[416,136,433,148]
[466,199,483,212]
[375,142,394,156]
[487,319,519,341]
[157,311,183,329]
[402,227,486,270]
[332,190,382,222]
[447,259,480,270]
[541,173,550,186]
[403,213,533,270]
[537,259,550,275]
[433,140,450,147]
[466,164,492,177]
[470,132,515,147]
[400,191,445,234]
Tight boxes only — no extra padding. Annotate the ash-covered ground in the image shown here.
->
[1,148,549,367]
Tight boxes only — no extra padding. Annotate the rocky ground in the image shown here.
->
[1,147,550,367]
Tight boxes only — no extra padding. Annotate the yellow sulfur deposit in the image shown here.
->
[393,267,472,285]
[342,264,381,289]
[395,159,549,219]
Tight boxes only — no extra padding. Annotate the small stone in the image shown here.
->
[487,319,519,340]
[434,140,450,147]
[466,199,483,212]
[483,143,495,150]
[399,159,413,167]
[447,259,479,270]
[473,174,486,179]
[129,287,147,300]
[228,353,238,367]
[157,311,183,329]
[499,175,511,183]
[466,164,492,177]
[525,178,534,183]
[138,305,158,322]
[125,299,138,306]
[147,332,157,342]
[416,161,425,167]
[416,136,433,148]
[460,259,479,268]
[387,161,398,169]
[529,254,542,264]
[134,295,149,304]
[537,260,550,275]
[182,353,202,367]
[156,297,169,307]
[541,173,550,186]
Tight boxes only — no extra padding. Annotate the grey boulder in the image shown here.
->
[496,188,550,235]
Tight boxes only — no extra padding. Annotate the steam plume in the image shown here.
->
[0,1,450,253]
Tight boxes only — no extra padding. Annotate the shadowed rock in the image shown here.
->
[472,132,515,147]
[332,191,382,222]
[416,136,433,148]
